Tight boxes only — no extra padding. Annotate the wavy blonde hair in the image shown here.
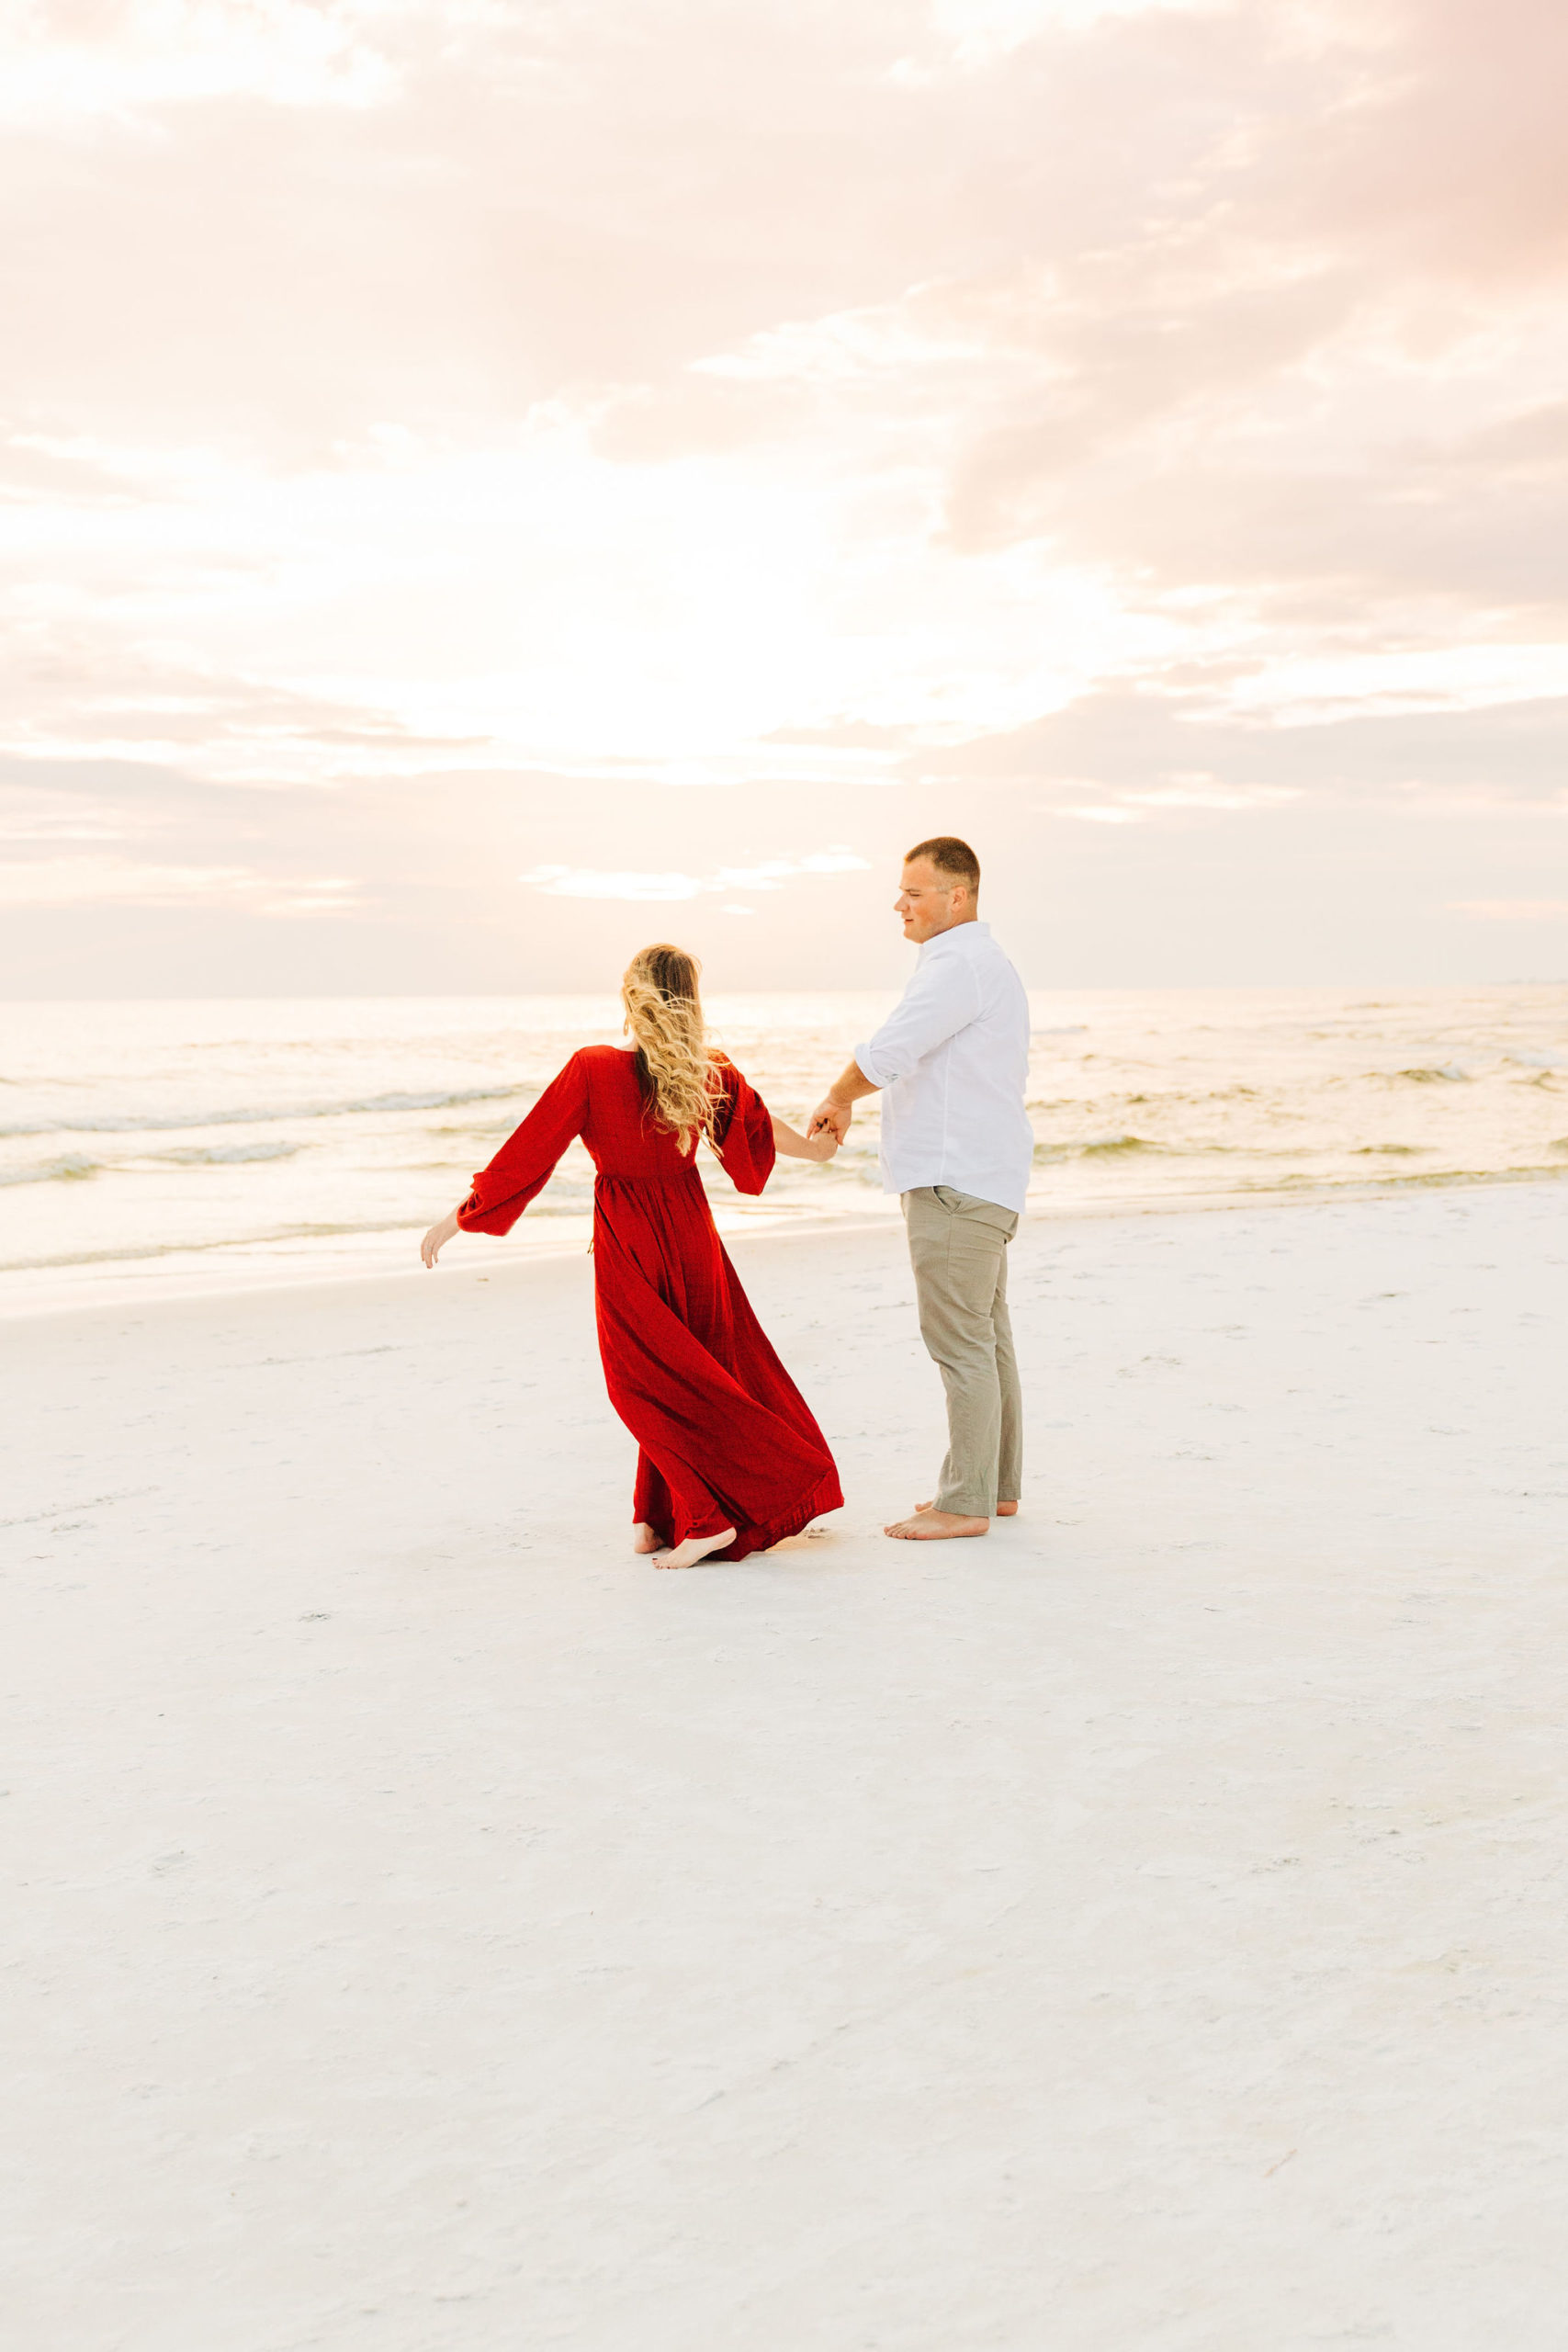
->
[622,943,721,1155]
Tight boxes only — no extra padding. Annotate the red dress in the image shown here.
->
[456,1045,842,1560]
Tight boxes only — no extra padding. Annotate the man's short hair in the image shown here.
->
[904,835,980,896]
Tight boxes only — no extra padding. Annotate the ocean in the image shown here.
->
[3,985,1565,1314]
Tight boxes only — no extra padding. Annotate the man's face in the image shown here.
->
[895,857,971,944]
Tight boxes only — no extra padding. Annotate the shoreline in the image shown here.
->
[3,1156,1564,1324]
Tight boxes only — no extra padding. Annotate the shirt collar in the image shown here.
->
[919,920,990,956]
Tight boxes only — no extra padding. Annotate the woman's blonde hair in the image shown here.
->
[621,943,720,1155]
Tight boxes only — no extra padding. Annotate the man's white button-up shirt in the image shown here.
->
[853,921,1033,1215]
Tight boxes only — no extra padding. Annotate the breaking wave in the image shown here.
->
[0,1153,99,1187]
[0,1083,525,1143]
[152,1142,301,1167]
[1,1138,306,1186]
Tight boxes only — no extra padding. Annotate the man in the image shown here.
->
[811,836,1032,1543]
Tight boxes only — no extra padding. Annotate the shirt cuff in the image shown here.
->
[852,1038,889,1089]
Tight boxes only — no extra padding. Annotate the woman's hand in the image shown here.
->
[421,1207,462,1268]
[771,1114,838,1163]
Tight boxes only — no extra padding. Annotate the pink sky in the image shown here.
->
[3,0,1566,992]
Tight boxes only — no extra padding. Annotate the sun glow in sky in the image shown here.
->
[4,0,1567,991]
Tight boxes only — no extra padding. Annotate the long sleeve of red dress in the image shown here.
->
[709,1059,775,1195]
[455,1051,590,1236]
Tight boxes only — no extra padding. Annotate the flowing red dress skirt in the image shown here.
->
[456,1045,842,1559]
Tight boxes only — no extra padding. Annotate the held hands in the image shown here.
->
[770,1113,840,1163]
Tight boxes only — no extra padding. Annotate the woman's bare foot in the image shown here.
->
[651,1526,737,1570]
[886,1510,989,1541]
[632,1522,662,1555]
[916,1498,1018,1517]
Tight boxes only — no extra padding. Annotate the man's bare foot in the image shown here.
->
[885,1510,989,1541]
[916,1498,1019,1517]
[651,1526,737,1570]
[632,1522,662,1555]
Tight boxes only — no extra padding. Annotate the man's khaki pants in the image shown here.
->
[902,1184,1021,1519]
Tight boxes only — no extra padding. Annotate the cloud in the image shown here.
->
[1222,646,1568,725]
[0,853,359,913]
[1122,776,1302,810]
[523,868,708,904]
[2,0,1565,990]
[0,1,397,125]
[522,850,873,902]
[0,588,492,782]
[931,685,1568,815]
[929,0,1220,67]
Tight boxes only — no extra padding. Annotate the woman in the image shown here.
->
[421,944,844,1569]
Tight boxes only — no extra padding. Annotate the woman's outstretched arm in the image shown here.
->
[421,1050,591,1265]
[771,1113,838,1164]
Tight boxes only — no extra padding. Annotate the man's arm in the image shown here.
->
[809,1057,878,1142]
[812,955,981,1139]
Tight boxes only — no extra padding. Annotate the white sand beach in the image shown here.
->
[5,1183,1566,2348]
